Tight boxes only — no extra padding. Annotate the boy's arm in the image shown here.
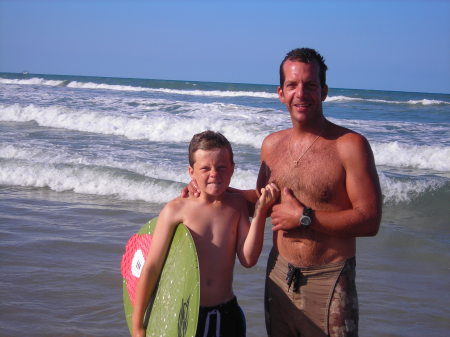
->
[236,183,279,268]
[132,201,182,337]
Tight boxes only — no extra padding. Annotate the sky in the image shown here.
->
[0,0,449,94]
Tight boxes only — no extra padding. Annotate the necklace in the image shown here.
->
[290,131,323,167]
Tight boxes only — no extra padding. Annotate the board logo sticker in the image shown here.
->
[121,233,153,305]
[178,295,190,337]
[131,249,145,278]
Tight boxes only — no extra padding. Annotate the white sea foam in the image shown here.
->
[329,117,448,145]
[0,143,187,183]
[407,99,448,105]
[143,87,277,99]
[0,77,66,86]
[0,103,266,148]
[66,81,151,92]
[1,144,445,205]
[0,144,258,198]
[372,142,450,172]
[325,95,449,105]
[0,160,182,203]
[379,172,447,204]
[0,77,277,99]
[70,81,278,98]
[3,77,448,104]
[0,155,442,205]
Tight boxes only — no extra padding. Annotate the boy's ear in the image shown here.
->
[188,166,194,178]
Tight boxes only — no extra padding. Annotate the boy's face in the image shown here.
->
[188,147,234,197]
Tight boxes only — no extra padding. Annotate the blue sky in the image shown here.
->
[0,0,449,93]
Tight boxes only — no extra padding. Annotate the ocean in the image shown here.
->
[0,73,449,337]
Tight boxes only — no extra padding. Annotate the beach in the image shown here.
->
[1,73,449,336]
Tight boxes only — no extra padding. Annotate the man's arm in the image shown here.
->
[271,133,382,237]
[181,181,259,215]
[227,187,259,216]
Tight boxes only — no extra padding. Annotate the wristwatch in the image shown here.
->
[299,207,313,227]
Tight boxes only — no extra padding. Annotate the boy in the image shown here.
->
[132,130,279,337]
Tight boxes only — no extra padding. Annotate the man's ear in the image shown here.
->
[321,84,328,102]
[277,86,285,104]
[188,166,194,178]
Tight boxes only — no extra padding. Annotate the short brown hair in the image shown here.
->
[279,48,328,88]
[188,130,234,167]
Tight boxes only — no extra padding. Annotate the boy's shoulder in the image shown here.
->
[164,196,189,211]
[160,197,188,219]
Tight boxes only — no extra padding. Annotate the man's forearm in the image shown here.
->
[227,187,258,216]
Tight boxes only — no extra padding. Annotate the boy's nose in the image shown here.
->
[210,168,218,176]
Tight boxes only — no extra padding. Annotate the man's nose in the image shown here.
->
[295,85,306,98]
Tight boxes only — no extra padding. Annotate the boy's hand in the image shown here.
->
[255,183,279,212]
[271,187,304,232]
[133,327,146,337]
[180,179,200,198]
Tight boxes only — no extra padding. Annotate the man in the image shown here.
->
[184,48,381,336]
[259,48,381,336]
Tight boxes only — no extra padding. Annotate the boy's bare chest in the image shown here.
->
[183,202,240,245]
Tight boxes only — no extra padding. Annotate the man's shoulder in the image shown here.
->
[329,124,373,162]
[334,127,368,147]
[327,122,366,144]
[262,129,289,148]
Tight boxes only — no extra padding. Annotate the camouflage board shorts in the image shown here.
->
[265,248,359,337]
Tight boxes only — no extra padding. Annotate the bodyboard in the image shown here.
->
[121,217,200,337]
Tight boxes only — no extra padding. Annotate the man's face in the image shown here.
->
[188,148,234,197]
[278,60,328,125]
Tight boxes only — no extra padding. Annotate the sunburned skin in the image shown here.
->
[171,192,245,306]
[258,59,381,268]
[259,124,363,266]
[132,144,279,337]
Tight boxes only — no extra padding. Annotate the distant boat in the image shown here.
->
[22,71,29,75]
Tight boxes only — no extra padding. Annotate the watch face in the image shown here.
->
[300,215,311,226]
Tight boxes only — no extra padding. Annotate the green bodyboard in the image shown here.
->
[122,217,200,337]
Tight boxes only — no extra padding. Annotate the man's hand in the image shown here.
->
[180,179,200,198]
[271,187,304,231]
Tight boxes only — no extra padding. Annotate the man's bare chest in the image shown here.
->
[267,148,345,206]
